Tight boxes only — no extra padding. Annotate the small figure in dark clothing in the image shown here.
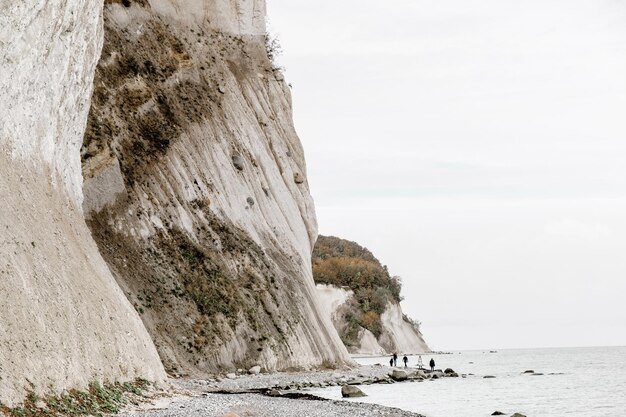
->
[393,353,398,367]
[402,355,408,368]
[429,358,436,372]
[389,357,394,367]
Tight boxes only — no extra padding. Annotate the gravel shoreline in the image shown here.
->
[119,365,435,417]
[180,364,403,392]
[120,392,424,417]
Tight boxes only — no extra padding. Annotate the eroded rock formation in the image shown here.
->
[81,0,351,374]
[379,302,430,354]
[313,236,430,355]
[316,284,430,355]
[0,0,165,405]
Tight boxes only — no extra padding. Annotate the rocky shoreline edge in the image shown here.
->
[118,365,460,417]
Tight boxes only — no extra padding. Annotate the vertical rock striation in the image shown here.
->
[82,0,351,374]
[379,303,430,354]
[0,0,165,406]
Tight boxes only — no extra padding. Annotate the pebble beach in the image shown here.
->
[118,365,443,417]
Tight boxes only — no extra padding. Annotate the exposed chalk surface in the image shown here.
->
[379,303,430,354]
[315,284,429,355]
[82,0,351,374]
[0,0,165,406]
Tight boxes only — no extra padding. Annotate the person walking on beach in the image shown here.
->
[393,353,398,367]
[429,358,436,372]
[389,357,394,367]
[417,355,424,369]
[402,355,408,368]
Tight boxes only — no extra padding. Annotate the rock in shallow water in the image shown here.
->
[409,370,428,379]
[390,369,408,381]
[341,385,367,398]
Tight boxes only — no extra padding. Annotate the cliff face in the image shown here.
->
[82,0,351,374]
[0,0,165,406]
[313,236,430,355]
[0,0,352,403]
[315,284,430,355]
[379,303,429,354]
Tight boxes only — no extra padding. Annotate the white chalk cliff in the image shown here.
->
[0,0,351,405]
[0,0,165,406]
[82,0,351,374]
[316,284,354,324]
[379,302,430,354]
[316,284,430,355]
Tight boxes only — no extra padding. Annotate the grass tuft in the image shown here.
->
[0,379,151,417]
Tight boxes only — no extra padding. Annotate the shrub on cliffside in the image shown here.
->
[312,236,403,346]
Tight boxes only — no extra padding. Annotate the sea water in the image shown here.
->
[308,346,626,417]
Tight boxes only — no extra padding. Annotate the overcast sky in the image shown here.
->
[267,0,626,351]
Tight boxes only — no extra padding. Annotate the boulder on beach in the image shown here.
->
[408,370,426,380]
[483,375,496,379]
[248,366,261,375]
[376,376,394,384]
[511,414,527,417]
[390,369,408,381]
[444,368,455,374]
[410,370,428,380]
[491,412,505,416]
[341,385,367,398]
[431,370,445,378]
[347,378,366,385]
